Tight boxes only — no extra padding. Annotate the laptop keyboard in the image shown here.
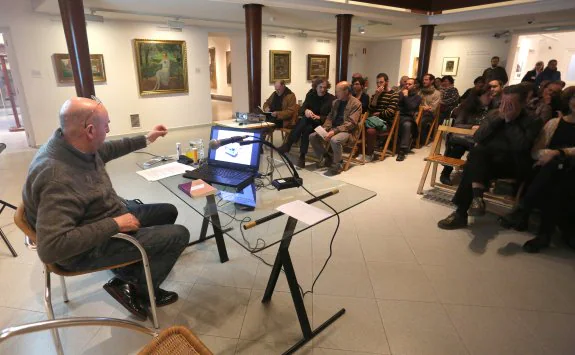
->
[193,165,252,180]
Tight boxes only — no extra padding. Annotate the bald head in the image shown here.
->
[335,81,352,100]
[59,97,110,152]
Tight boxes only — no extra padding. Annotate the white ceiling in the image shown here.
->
[34,0,575,41]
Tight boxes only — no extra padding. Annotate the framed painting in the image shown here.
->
[411,57,419,79]
[53,53,107,83]
[133,39,188,95]
[441,57,460,76]
[307,54,330,80]
[226,51,231,84]
[209,47,217,89]
[270,50,291,83]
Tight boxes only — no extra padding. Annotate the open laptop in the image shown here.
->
[183,126,262,190]
[255,106,274,121]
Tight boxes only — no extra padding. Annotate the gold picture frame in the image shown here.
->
[307,54,330,80]
[269,50,291,83]
[133,39,188,95]
[52,53,106,83]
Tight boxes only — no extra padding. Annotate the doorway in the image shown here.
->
[208,33,233,121]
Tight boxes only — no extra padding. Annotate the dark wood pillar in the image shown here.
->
[416,25,435,82]
[0,55,23,131]
[243,4,263,113]
[336,14,353,83]
[58,0,95,98]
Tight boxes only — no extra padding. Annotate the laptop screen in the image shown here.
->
[208,126,262,171]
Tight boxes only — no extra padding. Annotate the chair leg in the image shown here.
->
[0,227,17,257]
[141,256,159,329]
[60,276,69,303]
[44,267,64,355]
[417,161,433,195]
[430,162,438,188]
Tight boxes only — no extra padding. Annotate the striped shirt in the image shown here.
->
[369,90,399,122]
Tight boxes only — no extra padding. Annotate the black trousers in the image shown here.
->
[398,116,414,151]
[285,117,320,157]
[61,203,189,290]
[419,111,434,144]
[453,145,519,214]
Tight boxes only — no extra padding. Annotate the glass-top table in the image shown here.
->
[139,152,376,355]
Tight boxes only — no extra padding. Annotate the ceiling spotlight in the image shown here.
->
[358,26,366,34]
[85,9,104,23]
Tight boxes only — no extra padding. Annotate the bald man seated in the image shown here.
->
[22,97,189,321]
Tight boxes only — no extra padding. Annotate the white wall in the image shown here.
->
[0,1,212,146]
[427,34,511,92]
[365,39,403,94]
[260,35,367,104]
[208,36,232,96]
[229,32,249,114]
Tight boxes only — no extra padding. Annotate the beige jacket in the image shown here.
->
[531,117,575,159]
[323,96,362,134]
[419,87,441,113]
[263,88,297,121]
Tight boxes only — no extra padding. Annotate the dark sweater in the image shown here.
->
[22,129,147,264]
[483,66,509,85]
[299,91,335,122]
[398,92,422,118]
[353,92,370,113]
[535,68,561,87]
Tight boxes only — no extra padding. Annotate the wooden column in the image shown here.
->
[416,25,435,82]
[0,55,23,131]
[58,0,95,98]
[336,14,353,83]
[243,4,263,113]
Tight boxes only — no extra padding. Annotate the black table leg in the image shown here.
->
[185,195,229,263]
[262,216,346,355]
[0,201,17,257]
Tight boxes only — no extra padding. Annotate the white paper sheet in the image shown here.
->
[136,162,193,182]
[276,200,332,226]
[314,125,328,138]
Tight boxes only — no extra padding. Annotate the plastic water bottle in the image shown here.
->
[198,139,205,162]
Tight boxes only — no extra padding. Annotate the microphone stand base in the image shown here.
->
[272,177,303,191]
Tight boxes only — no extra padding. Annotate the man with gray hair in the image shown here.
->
[309,81,362,175]
[22,97,189,320]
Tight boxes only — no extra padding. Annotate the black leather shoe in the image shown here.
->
[523,235,551,253]
[396,152,406,162]
[296,157,306,169]
[499,207,529,231]
[141,288,179,307]
[103,278,148,321]
[468,197,486,217]
[438,212,468,230]
[439,174,452,186]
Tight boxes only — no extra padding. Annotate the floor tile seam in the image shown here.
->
[436,300,575,315]
[438,301,472,355]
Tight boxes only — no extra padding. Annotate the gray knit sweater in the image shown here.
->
[22,129,147,265]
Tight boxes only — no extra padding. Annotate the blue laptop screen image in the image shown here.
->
[218,183,257,208]
[208,126,262,170]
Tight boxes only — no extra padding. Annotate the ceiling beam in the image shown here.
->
[351,0,515,12]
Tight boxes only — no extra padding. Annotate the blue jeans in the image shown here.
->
[60,203,189,290]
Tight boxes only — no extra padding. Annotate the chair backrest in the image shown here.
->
[415,106,425,126]
[14,204,38,246]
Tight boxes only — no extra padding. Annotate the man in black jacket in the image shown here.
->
[438,85,543,230]
[483,56,509,85]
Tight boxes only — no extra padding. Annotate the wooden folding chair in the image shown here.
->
[417,125,472,195]
[342,112,368,171]
[279,104,300,144]
[415,106,440,148]
[376,111,400,161]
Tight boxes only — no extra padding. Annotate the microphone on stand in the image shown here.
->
[209,135,250,149]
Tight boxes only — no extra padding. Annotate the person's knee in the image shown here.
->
[170,225,190,252]
[164,204,178,224]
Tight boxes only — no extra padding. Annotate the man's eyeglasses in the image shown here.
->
[84,95,102,128]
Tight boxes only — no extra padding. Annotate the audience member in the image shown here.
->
[500,89,575,252]
[263,80,298,128]
[303,76,321,101]
[396,78,422,161]
[440,75,460,121]
[439,87,492,185]
[438,85,543,230]
[545,81,564,118]
[419,73,441,144]
[391,75,409,92]
[521,61,544,83]
[535,59,561,87]
[310,81,362,176]
[483,56,509,85]
[278,78,335,168]
[460,76,485,102]
[363,72,399,161]
[488,79,503,109]
[434,77,442,90]
[352,76,370,113]
[523,81,552,123]
[22,97,188,320]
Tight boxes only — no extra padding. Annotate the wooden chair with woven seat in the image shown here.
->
[13,204,159,355]
[0,318,213,355]
[375,111,400,161]
[342,112,368,171]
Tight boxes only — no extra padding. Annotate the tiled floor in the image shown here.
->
[1,126,575,354]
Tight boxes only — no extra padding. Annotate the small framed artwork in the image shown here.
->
[133,39,188,95]
[307,54,330,80]
[226,51,231,84]
[411,56,419,79]
[209,47,217,89]
[53,53,107,83]
[270,50,291,83]
[441,57,460,76]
